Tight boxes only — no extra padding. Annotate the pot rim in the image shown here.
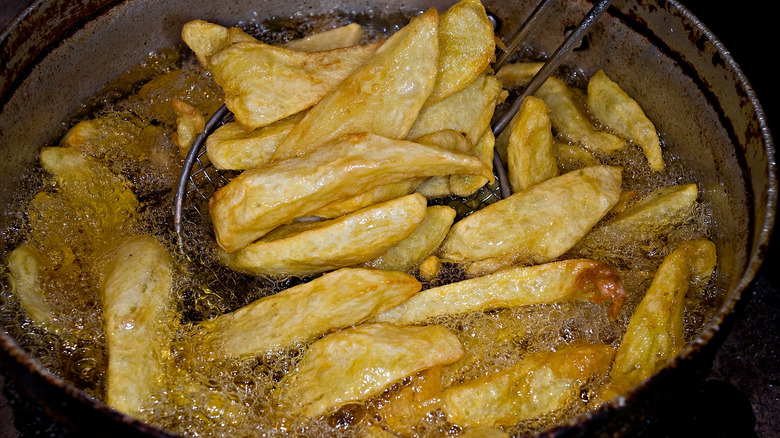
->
[0,0,776,436]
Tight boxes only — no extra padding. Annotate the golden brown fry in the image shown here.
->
[429,0,496,103]
[276,322,463,418]
[413,130,475,198]
[205,112,305,170]
[608,239,716,395]
[280,23,365,52]
[495,61,544,89]
[308,178,425,219]
[198,268,421,358]
[207,41,381,130]
[100,235,176,416]
[373,367,444,436]
[587,69,664,171]
[219,194,428,276]
[440,342,615,428]
[439,165,622,271]
[495,95,558,192]
[449,129,495,197]
[172,99,205,157]
[181,19,258,66]
[409,73,504,147]
[552,141,599,169]
[6,245,55,328]
[534,77,625,153]
[272,9,440,160]
[417,255,443,281]
[363,205,457,273]
[210,132,493,253]
[374,258,626,324]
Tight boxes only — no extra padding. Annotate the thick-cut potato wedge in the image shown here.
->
[578,183,699,249]
[428,0,495,103]
[439,165,622,271]
[587,69,664,171]
[205,112,305,170]
[7,245,55,328]
[535,77,626,153]
[272,9,439,160]
[372,367,444,435]
[363,205,457,273]
[608,239,716,396]
[440,343,615,428]
[495,95,558,192]
[553,141,599,169]
[308,178,425,219]
[100,235,176,416]
[449,129,496,197]
[210,132,494,253]
[181,19,258,66]
[198,268,421,358]
[408,73,504,147]
[413,129,475,198]
[207,41,381,130]
[280,23,365,52]
[276,322,464,418]
[495,61,544,89]
[172,99,205,157]
[374,258,626,324]
[219,194,428,276]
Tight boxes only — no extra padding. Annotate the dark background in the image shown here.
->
[1,0,777,437]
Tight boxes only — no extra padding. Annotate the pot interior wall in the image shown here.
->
[0,0,774,435]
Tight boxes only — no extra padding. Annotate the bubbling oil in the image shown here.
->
[0,10,721,438]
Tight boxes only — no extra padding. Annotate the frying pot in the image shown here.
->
[0,0,776,436]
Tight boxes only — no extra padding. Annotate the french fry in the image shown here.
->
[371,367,444,435]
[374,258,626,324]
[100,235,177,416]
[607,239,716,396]
[207,40,381,130]
[495,61,544,89]
[198,268,421,358]
[280,23,365,52]
[219,194,428,276]
[428,0,496,103]
[449,129,495,197]
[439,342,615,428]
[205,112,305,170]
[413,129,475,198]
[587,69,664,171]
[495,95,558,192]
[172,99,205,157]
[210,132,493,253]
[181,19,258,66]
[308,178,425,219]
[275,322,463,418]
[6,245,55,329]
[439,165,622,272]
[362,205,457,273]
[552,141,599,169]
[271,9,439,160]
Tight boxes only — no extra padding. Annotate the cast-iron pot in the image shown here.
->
[0,0,776,436]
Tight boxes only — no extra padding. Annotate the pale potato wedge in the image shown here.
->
[219,194,428,276]
[205,112,305,170]
[439,165,622,271]
[208,40,381,130]
[440,342,615,428]
[6,245,55,328]
[172,99,205,157]
[181,19,258,66]
[280,22,365,52]
[408,73,504,147]
[495,95,558,192]
[578,183,699,249]
[198,268,421,358]
[374,258,626,324]
[276,322,464,418]
[308,178,425,219]
[607,239,716,397]
[210,132,493,253]
[371,368,444,435]
[535,77,626,153]
[363,205,457,273]
[100,235,176,416]
[587,69,663,171]
[413,129,475,198]
[449,129,496,197]
[495,61,544,89]
[428,0,496,103]
[272,9,440,160]
[553,141,600,170]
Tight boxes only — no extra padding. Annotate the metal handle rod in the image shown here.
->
[494,0,558,72]
[491,0,615,199]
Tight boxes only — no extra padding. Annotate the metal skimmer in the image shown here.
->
[173,0,615,249]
